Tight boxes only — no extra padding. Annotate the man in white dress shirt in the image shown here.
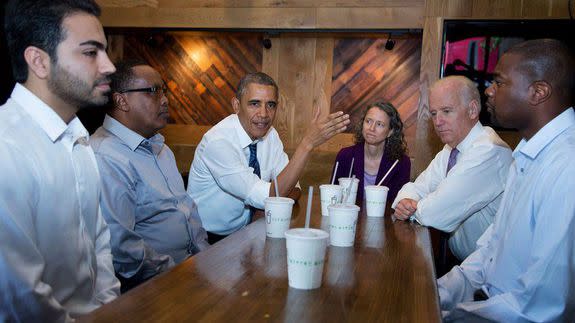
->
[439,38,575,322]
[188,72,350,244]
[392,76,513,260]
[0,0,119,321]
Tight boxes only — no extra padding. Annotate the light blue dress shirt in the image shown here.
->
[0,84,119,321]
[439,108,575,322]
[90,115,209,286]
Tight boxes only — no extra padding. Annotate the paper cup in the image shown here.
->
[338,177,359,205]
[285,228,329,289]
[364,185,389,218]
[319,184,343,216]
[265,197,295,238]
[328,203,360,247]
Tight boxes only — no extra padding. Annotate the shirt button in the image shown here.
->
[490,258,493,262]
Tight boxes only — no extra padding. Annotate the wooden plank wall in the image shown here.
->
[331,37,421,155]
[96,1,425,29]
[97,0,572,175]
[117,32,262,125]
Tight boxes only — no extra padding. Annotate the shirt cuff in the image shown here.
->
[245,179,271,209]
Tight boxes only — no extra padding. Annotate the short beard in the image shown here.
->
[48,59,110,111]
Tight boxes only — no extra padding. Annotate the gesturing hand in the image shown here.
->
[301,105,350,150]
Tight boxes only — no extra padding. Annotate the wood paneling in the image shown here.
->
[277,36,317,148]
[149,0,424,7]
[117,32,262,125]
[415,16,444,176]
[331,37,422,157]
[96,1,424,29]
[316,7,424,29]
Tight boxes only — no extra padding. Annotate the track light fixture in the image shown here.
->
[385,34,395,51]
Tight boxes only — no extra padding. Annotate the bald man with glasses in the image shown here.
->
[90,60,209,291]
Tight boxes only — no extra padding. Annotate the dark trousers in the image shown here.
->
[207,231,228,245]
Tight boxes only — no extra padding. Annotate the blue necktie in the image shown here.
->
[248,143,261,222]
[249,143,260,178]
[446,148,459,175]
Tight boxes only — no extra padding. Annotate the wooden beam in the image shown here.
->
[317,7,423,29]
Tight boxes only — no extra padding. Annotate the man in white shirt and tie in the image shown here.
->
[392,76,513,260]
[188,72,350,244]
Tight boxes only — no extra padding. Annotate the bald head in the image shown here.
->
[430,76,481,113]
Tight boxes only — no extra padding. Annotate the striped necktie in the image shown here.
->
[249,143,261,178]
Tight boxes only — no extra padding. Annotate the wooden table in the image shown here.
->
[82,195,440,322]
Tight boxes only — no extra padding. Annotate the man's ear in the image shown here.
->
[232,97,240,114]
[113,93,130,112]
[468,99,480,119]
[528,81,551,106]
[387,129,394,138]
[23,46,51,79]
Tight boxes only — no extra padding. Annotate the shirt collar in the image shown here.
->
[231,114,262,149]
[514,108,575,160]
[447,121,483,153]
[11,83,88,143]
[102,114,165,152]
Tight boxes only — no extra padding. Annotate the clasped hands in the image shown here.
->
[393,198,418,221]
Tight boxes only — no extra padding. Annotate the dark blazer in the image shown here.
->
[332,143,410,205]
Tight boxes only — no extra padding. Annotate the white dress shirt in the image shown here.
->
[438,108,575,322]
[187,114,290,235]
[392,122,513,259]
[0,84,119,322]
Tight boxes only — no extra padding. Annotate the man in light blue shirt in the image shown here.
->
[438,39,575,322]
[90,61,209,291]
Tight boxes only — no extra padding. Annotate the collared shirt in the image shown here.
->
[90,115,209,285]
[438,108,575,322]
[187,114,290,235]
[0,84,119,322]
[392,122,513,259]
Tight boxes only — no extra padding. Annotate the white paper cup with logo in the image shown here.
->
[265,197,295,238]
[319,184,343,216]
[284,228,329,289]
[338,177,359,205]
[328,203,360,247]
[364,185,389,218]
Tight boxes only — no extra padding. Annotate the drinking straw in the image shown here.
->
[305,186,313,229]
[376,160,399,186]
[273,172,280,197]
[348,158,355,178]
[331,161,339,185]
[342,175,355,203]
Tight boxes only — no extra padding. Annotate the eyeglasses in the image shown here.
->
[118,85,167,98]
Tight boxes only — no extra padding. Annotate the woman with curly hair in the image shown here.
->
[331,101,411,205]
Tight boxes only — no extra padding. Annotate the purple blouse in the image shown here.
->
[332,143,411,206]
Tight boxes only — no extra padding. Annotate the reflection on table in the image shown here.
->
[82,194,440,322]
